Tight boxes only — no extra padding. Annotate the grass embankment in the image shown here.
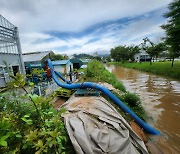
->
[82,60,126,92]
[82,60,147,121]
[110,61,180,80]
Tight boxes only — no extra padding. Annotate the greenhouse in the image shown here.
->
[0,15,25,87]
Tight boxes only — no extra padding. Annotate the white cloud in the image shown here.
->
[0,0,172,32]
[20,15,167,55]
[0,0,172,55]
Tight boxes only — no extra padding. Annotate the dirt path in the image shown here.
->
[53,97,67,109]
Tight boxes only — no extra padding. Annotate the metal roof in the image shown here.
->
[52,60,70,65]
[70,58,83,64]
[23,51,53,62]
[81,59,90,63]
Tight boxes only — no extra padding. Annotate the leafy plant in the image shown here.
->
[113,92,147,121]
[83,60,126,92]
[121,92,140,107]
[0,73,73,153]
[83,60,147,121]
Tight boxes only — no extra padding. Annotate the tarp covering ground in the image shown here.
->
[61,96,148,154]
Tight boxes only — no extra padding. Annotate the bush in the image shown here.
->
[84,60,126,92]
[114,92,147,121]
[83,60,147,121]
[122,92,140,107]
[0,73,73,153]
[0,92,69,153]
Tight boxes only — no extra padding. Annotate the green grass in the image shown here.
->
[82,60,126,92]
[82,60,148,121]
[110,61,180,80]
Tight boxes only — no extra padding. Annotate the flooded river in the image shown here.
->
[105,64,180,154]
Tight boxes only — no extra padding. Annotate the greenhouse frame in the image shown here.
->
[0,15,25,87]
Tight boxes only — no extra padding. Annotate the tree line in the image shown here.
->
[110,0,180,67]
[110,40,167,64]
[110,45,141,62]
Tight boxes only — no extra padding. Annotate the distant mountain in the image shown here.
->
[70,50,110,59]
[73,53,94,59]
[95,51,110,57]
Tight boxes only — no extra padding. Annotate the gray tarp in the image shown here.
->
[62,96,148,154]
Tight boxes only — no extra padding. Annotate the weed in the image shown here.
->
[83,60,126,92]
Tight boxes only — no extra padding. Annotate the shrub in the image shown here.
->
[0,73,72,153]
[122,92,140,107]
[84,60,126,92]
[83,60,147,121]
[0,92,69,153]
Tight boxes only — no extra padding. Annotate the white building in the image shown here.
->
[52,60,73,74]
[134,50,151,62]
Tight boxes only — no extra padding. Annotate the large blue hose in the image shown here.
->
[47,59,160,135]
[54,71,72,84]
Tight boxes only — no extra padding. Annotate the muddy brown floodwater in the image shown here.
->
[105,64,180,154]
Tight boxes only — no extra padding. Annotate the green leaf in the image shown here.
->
[29,94,39,104]
[0,121,11,130]
[29,82,34,87]
[26,120,33,125]
[0,140,7,146]
[47,111,53,115]
[48,142,53,148]
[24,115,30,118]
[16,134,22,138]
[37,140,43,148]
[50,130,58,138]
[0,134,9,147]
[21,115,33,125]
[1,134,10,140]
[45,120,53,127]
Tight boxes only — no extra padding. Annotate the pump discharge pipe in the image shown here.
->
[47,59,160,135]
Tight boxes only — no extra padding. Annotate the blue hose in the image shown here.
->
[47,59,160,135]
[54,71,72,84]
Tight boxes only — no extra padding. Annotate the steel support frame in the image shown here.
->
[0,15,25,74]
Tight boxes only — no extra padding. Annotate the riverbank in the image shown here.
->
[109,61,180,80]
[81,60,126,92]
[105,64,180,153]
[0,61,159,153]
[81,60,148,121]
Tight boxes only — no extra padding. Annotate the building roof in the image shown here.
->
[23,51,53,62]
[70,58,83,65]
[81,59,90,63]
[52,60,70,65]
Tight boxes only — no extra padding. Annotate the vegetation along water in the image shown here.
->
[109,61,180,80]
[106,64,180,153]
[82,60,148,122]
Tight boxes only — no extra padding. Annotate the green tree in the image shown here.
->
[50,54,68,61]
[153,42,167,61]
[142,37,155,65]
[110,46,129,62]
[143,40,166,64]
[127,46,140,61]
[161,0,180,67]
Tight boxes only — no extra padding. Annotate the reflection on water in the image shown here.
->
[106,64,180,154]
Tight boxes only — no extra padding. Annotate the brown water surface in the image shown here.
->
[105,64,180,154]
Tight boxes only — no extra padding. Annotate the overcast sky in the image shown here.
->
[0,0,173,55]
